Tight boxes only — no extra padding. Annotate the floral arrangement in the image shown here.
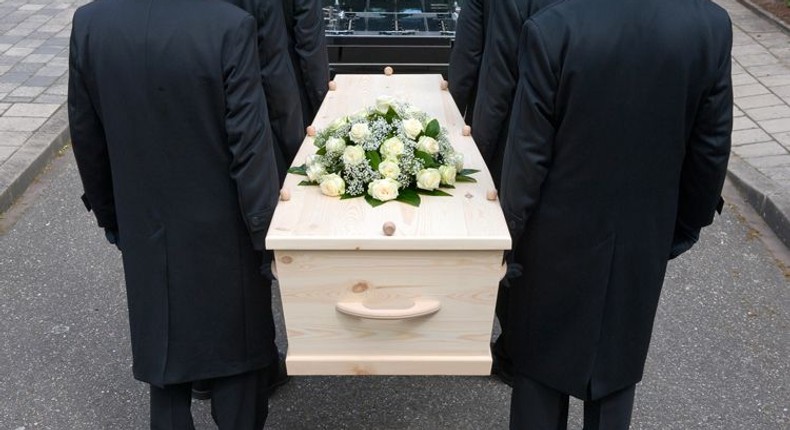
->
[288,96,478,207]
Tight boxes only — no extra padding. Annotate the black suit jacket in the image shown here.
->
[501,0,732,400]
[225,0,304,181]
[470,0,555,187]
[69,0,280,386]
[448,0,488,124]
[283,0,329,126]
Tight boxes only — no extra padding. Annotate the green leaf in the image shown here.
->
[316,147,327,156]
[366,150,382,171]
[416,188,453,197]
[340,193,363,200]
[414,150,439,168]
[364,194,387,207]
[424,119,440,138]
[298,180,318,186]
[440,184,455,189]
[459,169,480,176]
[385,107,398,124]
[396,188,421,207]
[288,164,307,176]
[455,175,477,183]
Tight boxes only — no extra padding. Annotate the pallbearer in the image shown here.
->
[282,0,331,126]
[500,0,732,428]
[68,0,281,427]
[447,0,489,124]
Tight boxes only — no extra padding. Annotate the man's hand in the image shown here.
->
[669,221,700,260]
[104,228,121,251]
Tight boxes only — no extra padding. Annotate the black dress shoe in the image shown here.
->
[491,357,514,387]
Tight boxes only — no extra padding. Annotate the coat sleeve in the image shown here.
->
[223,15,280,251]
[258,1,304,179]
[448,0,485,118]
[68,15,118,232]
[675,23,733,238]
[500,20,557,245]
[292,0,329,119]
[471,0,522,163]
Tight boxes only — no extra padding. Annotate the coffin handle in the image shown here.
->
[336,299,441,320]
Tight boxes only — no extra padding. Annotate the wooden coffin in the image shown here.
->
[266,74,511,375]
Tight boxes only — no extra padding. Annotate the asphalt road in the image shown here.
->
[1,150,788,429]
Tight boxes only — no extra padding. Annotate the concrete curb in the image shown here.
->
[735,0,790,36]
[0,105,70,215]
[727,154,790,248]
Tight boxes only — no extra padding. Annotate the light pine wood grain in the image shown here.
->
[266,74,511,251]
[276,250,505,375]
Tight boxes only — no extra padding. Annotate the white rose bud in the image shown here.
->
[416,168,442,191]
[439,165,457,186]
[380,137,404,159]
[402,118,423,139]
[342,145,366,165]
[417,136,440,154]
[305,154,321,167]
[448,152,464,171]
[328,116,348,131]
[349,123,371,143]
[306,163,326,182]
[319,174,345,197]
[368,178,400,202]
[325,137,346,153]
[378,159,401,179]
[376,95,395,114]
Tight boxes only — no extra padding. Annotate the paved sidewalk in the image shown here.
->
[0,0,789,246]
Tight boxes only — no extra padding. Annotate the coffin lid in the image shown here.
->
[265,74,511,251]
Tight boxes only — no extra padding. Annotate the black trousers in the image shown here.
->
[492,281,512,368]
[150,366,271,430]
[510,374,635,430]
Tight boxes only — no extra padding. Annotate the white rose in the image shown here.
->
[376,95,395,114]
[416,136,440,154]
[380,137,404,159]
[402,118,423,139]
[438,165,457,186]
[305,154,321,167]
[306,163,326,182]
[378,159,401,179]
[349,123,371,143]
[405,105,423,116]
[368,178,400,202]
[416,168,441,191]
[448,152,464,171]
[328,116,348,131]
[319,174,345,197]
[325,137,346,153]
[342,145,366,165]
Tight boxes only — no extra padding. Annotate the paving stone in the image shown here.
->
[1,96,34,103]
[732,44,770,56]
[6,27,35,37]
[732,73,758,86]
[731,128,773,146]
[752,32,790,49]
[736,17,783,33]
[8,86,45,98]
[746,154,790,169]
[737,53,781,67]
[734,106,745,117]
[0,131,30,147]
[19,4,45,11]
[758,74,790,88]
[0,83,19,93]
[745,105,790,121]
[735,93,785,109]
[0,103,9,115]
[33,65,66,77]
[1,73,31,84]
[733,83,770,98]
[34,94,63,104]
[746,64,790,78]
[773,84,790,98]
[24,75,58,87]
[732,142,789,158]
[44,84,67,96]
[8,62,43,74]
[4,47,34,57]
[0,116,46,132]
[4,103,61,118]
[0,145,18,164]
[21,54,54,64]
[733,116,758,131]
[13,38,45,49]
[731,62,746,75]
[773,131,790,148]
[759,117,790,133]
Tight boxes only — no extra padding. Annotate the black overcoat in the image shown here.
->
[225,0,305,181]
[470,0,555,188]
[500,0,732,400]
[447,0,489,124]
[68,0,280,387]
[282,0,330,126]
